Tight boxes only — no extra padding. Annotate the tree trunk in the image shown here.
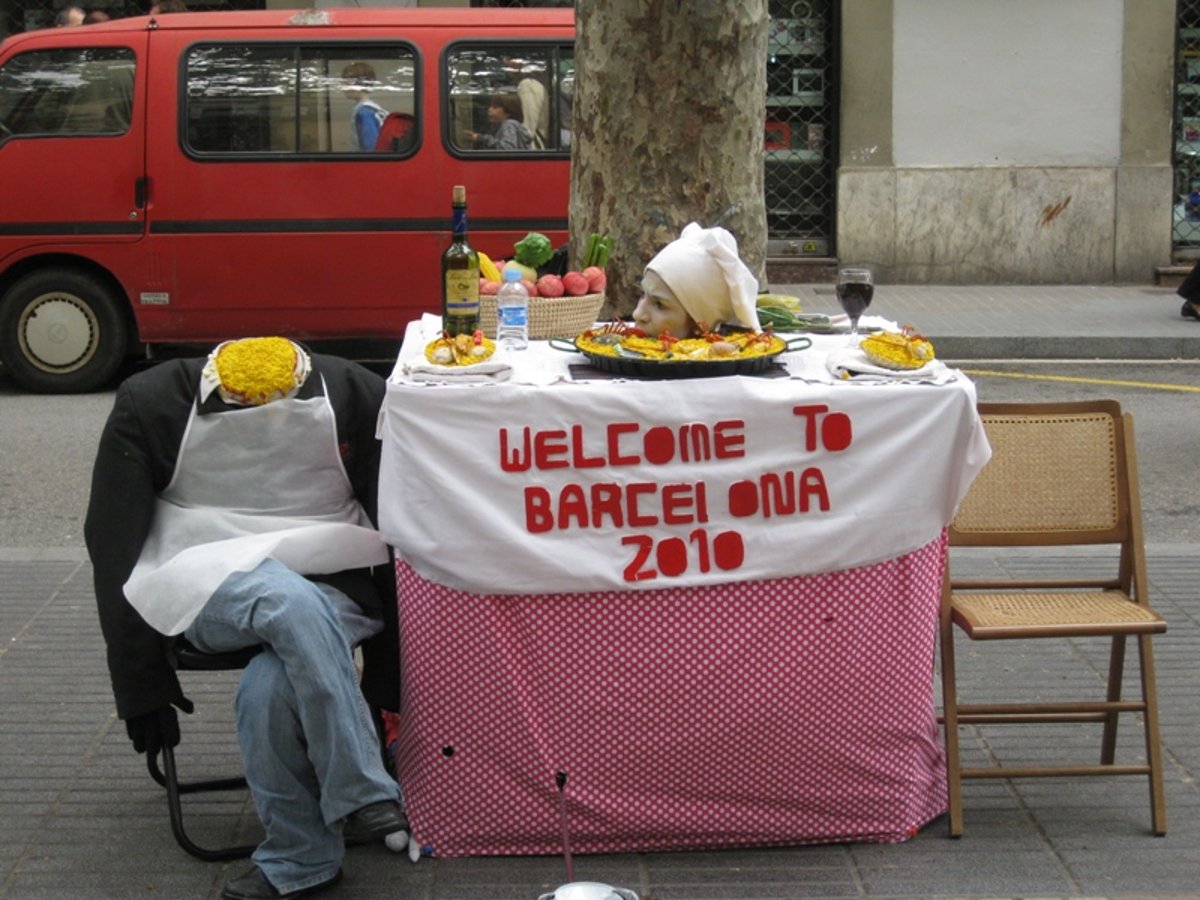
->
[570,0,769,319]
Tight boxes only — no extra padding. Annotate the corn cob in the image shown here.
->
[478,251,502,283]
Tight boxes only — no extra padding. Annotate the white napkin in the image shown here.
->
[403,359,513,384]
[825,347,955,384]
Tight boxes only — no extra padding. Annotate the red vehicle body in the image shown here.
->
[0,8,573,391]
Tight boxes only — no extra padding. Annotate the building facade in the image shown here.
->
[838,0,1176,284]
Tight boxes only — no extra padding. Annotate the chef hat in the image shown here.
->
[644,222,761,332]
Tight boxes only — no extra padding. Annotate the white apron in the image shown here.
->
[124,377,389,636]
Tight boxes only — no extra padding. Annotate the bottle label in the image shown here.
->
[498,305,528,327]
[445,270,480,313]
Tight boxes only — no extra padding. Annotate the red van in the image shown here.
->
[0,8,573,392]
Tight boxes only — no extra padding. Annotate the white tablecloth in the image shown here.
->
[377,316,990,595]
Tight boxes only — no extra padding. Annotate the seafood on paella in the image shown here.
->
[424,330,497,366]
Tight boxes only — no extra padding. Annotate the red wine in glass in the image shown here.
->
[836,267,874,337]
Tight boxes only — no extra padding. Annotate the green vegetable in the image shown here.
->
[756,306,797,328]
[757,306,834,332]
[514,232,554,268]
[583,232,613,268]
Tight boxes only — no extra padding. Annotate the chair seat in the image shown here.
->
[951,590,1166,639]
[168,639,261,672]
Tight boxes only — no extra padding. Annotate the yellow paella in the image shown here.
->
[575,326,786,362]
[859,328,936,370]
[424,330,497,366]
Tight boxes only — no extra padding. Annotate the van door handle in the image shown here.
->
[134,177,148,208]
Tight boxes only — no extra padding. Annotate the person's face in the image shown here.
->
[65,7,85,24]
[486,103,506,123]
[633,284,695,338]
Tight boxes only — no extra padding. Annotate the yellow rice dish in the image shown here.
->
[213,336,305,405]
[424,331,497,366]
[576,328,785,362]
[860,329,936,370]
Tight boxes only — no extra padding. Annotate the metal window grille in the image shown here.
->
[1175,0,1200,256]
[766,0,835,258]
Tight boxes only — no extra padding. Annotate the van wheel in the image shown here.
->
[0,269,129,393]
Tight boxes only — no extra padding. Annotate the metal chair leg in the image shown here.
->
[147,746,257,861]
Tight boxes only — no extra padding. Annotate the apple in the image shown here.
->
[521,278,539,297]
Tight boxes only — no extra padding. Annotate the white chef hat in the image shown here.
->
[643,222,761,332]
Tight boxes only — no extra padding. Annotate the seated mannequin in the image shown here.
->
[86,337,407,900]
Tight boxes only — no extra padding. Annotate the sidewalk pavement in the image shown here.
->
[3,284,1200,900]
[775,282,1200,361]
[5,548,1197,900]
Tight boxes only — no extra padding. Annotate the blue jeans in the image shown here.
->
[184,559,402,893]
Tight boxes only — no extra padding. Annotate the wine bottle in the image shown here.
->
[441,185,480,337]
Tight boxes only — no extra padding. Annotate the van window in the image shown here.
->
[446,43,573,154]
[0,48,135,142]
[184,43,417,156]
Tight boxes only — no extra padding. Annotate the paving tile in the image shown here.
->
[3,550,1200,899]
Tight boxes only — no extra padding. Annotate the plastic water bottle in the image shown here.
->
[496,268,529,351]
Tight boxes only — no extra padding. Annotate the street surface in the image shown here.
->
[2,358,1197,549]
[963,360,1200,545]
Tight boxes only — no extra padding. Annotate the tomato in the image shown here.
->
[537,274,565,297]
[562,271,589,296]
[582,266,607,293]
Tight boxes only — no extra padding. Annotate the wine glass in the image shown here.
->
[836,267,874,340]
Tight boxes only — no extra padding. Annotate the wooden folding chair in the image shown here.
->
[939,400,1167,837]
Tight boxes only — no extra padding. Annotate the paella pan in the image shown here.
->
[550,324,811,380]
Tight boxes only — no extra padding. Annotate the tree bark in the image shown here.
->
[570,0,769,319]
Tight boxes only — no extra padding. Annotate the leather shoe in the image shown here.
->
[220,865,342,900]
[343,800,409,846]
[1183,300,1200,321]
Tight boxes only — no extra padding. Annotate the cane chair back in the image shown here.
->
[940,400,1166,836]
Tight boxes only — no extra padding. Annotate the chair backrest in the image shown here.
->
[951,400,1133,548]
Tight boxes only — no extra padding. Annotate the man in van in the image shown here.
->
[54,4,85,25]
[341,61,388,152]
[86,338,407,900]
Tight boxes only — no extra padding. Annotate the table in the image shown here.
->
[377,316,990,857]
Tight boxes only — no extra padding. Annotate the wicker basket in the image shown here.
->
[480,292,605,340]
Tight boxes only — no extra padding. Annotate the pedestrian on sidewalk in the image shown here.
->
[1177,260,1200,320]
[86,337,407,900]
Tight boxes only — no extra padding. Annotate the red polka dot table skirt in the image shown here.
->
[392,533,949,858]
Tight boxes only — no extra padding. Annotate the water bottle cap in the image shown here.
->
[503,268,522,282]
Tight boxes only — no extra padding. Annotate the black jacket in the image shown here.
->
[85,354,399,720]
